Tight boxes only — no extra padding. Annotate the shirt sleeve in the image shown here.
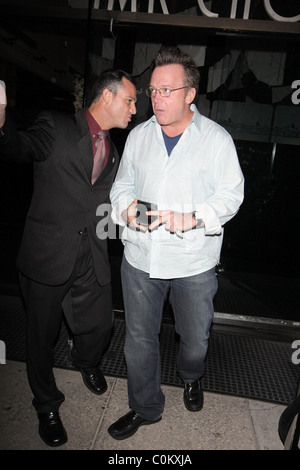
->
[110,132,136,226]
[195,133,244,236]
[0,112,55,163]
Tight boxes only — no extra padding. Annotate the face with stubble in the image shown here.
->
[149,64,196,135]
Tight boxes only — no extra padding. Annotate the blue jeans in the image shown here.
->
[121,255,218,421]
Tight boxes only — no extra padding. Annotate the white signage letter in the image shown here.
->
[230,0,251,19]
[148,0,169,14]
[107,0,137,12]
[197,0,219,18]
[264,0,300,23]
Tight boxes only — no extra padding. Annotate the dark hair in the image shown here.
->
[90,69,135,103]
[154,47,200,90]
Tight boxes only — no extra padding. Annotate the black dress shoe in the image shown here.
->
[108,410,161,440]
[38,411,68,447]
[80,367,107,395]
[183,380,203,412]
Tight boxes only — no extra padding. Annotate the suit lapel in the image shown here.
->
[93,134,118,184]
[75,110,93,182]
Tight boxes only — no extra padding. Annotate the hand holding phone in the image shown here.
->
[136,200,158,227]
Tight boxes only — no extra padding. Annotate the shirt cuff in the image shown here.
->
[195,205,222,235]
[111,200,129,227]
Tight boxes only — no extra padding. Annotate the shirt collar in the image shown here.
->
[188,104,201,132]
[147,103,202,134]
[84,108,107,138]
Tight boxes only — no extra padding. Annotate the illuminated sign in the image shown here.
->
[93,0,300,23]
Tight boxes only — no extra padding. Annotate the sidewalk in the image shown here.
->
[0,360,285,451]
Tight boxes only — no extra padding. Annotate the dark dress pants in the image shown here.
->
[19,234,113,413]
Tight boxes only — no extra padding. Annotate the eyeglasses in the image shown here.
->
[145,86,189,98]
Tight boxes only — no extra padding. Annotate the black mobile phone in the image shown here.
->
[136,200,158,227]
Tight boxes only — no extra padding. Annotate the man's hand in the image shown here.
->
[122,198,148,232]
[148,210,197,237]
[0,80,7,129]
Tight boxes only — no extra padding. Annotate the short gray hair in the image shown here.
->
[154,47,200,90]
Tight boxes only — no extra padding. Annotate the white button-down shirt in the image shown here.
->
[110,104,244,279]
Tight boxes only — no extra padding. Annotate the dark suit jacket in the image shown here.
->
[0,109,119,286]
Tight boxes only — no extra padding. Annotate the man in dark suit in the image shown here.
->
[0,71,136,447]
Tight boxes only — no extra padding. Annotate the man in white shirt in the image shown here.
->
[108,47,244,440]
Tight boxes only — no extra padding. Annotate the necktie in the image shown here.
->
[91,130,106,184]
